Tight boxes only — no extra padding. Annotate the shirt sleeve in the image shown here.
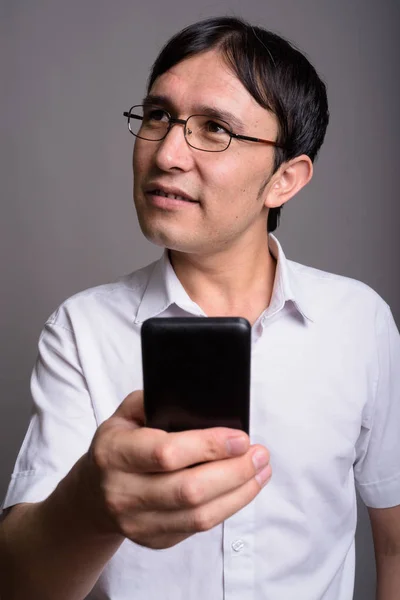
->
[354,303,400,508]
[1,317,98,511]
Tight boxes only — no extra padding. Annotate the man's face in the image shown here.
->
[133,49,279,255]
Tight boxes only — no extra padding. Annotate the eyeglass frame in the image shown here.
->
[123,104,285,153]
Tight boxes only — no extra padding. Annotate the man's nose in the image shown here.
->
[153,122,193,172]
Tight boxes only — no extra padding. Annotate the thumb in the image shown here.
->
[113,390,145,427]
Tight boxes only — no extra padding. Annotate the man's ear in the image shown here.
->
[264,155,313,208]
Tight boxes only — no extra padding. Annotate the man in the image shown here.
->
[1,16,399,600]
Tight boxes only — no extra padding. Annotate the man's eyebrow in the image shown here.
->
[142,94,171,107]
[141,95,245,132]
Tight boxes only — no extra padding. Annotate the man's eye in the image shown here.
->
[205,120,228,134]
[147,109,169,122]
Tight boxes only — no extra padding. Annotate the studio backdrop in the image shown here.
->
[1,2,399,599]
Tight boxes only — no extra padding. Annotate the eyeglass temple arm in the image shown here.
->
[231,132,284,149]
[123,112,143,120]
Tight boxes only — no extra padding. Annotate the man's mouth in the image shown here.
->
[145,183,201,208]
[151,189,198,203]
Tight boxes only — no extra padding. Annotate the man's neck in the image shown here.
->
[169,235,277,326]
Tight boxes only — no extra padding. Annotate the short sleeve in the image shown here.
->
[1,319,98,511]
[354,303,400,508]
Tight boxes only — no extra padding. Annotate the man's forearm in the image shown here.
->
[0,454,123,600]
[375,553,400,600]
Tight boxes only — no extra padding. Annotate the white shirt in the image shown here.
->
[3,235,400,600]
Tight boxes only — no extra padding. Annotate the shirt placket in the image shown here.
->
[223,499,256,600]
[222,330,266,600]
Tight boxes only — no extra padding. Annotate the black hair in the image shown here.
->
[147,16,329,232]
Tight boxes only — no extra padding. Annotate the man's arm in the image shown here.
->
[368,505,400,600]
[0,391,270,600]
[0,455,124,600]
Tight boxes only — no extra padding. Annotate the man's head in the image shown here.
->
[132,16,329,253]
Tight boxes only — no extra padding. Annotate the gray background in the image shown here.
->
[1,1,399,598]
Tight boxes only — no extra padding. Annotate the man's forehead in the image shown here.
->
[150,50,241,96]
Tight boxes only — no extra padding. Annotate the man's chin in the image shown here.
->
[141,228,197,253]
[144,232,220,257]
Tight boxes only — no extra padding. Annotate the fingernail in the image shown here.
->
[252,450,269,471]
[226,435,248,456]
[255,465,271,488]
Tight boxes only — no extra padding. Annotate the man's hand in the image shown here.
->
[0,391,271,599]
[86,390,271,549]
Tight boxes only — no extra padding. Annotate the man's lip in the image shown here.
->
[145,184,198,203]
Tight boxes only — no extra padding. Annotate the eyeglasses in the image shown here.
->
[123,104,284,153]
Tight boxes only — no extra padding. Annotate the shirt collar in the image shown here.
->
[135,252,205,324]
[267,234,313,323]
[135,235,313,324]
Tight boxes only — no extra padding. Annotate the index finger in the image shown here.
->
[108,426,250,473]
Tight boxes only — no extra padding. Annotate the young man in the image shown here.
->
[1,16,399,600]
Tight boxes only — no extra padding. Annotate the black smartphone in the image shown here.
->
[141,317,251,433]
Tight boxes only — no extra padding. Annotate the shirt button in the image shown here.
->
[231,539,244,552]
